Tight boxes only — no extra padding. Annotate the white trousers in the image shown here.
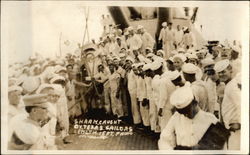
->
[129,92,142,124]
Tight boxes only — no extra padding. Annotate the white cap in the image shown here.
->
[142,63,151,71]
[201,57,215,68]
[8,85,23,93]
[146,53,154,58]
[23,94,48,108]
[137,62,145,68]
[173,54,187,62]
[55,66,67,74]
[170,82,194,109]
[187,54,198,60]
[214,59,230,73]
[125,56,135,63]
[162,22,167,27]
[157,50,165,57]
[22,77,41,93]
[177,48,185,53]
[50,76,66,84]
[36,84,55,94]
[150,58,163,71]
[137,25,144,30]
[182,63,198,74]
[145,47,153,53]
[119,53,126,58]
[124,31,129,35]
[127,26,134,31]
[168,70,181,81]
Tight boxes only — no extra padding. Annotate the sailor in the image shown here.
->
[182,63,209,112]
[9,94,56,150]
[136,63,150,132]
[165,22,175,59]
[108,62,124,118]
[214,59,241,150]
[50,76,70,142]
[158,69,176,131]
[158,22,168,56]
[174,25,184,47]
[151,58,165,133]
[8,85,26,120]
[137,25,155,55]
[158,83,229,150]
[201,58,220,115]
[173,53,187,72]
[126,26,143,52]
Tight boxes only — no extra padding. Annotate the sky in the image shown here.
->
[1,1,249,63]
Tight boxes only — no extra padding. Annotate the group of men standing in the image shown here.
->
[7,18,242,150]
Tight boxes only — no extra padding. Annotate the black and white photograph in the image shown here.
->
[1,1,249,154]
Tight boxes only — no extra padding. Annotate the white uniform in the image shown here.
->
[127,71,141,124]
[140,32,155,54]
[222,74,241,150]
[127,34,143,51]
[54,85,69,138]
[165,29,175,59]
[136,76,150,126]
[174,29,184,46]
[151,75,162,132]
[158,110,218,150]
[109,71,124,117]
[191,80,209,112]
[158,77,176,131]
[9,117,56,150]
[204,77,219,113]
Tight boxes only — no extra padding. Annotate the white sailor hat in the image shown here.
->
[137,62,145,68]
[168,70,181,81]
[146,53,154,58]
[170,82,194,109]
[23,94,49,108]
[182,63,198,74]
[183,26,188,32]
[8,85,23,93]
[127,26,134,31]
[150,58,163,71]
[36,83,55,94]
[145,47,153,53]
[55,66,67,74]
[82,43,97,52]
[22,77,41,93]
[50,75,66,84]
[214,59,230,73]
[137,25,144,30]
[124,31,129,36]
[201,57,215,68]
[168,57,174,62]
[125,56,135,63]
[142,63,151,71]
[119,53,126,58]
[197,49,208,54]
[173,54,187,62]
[132,63,139,68]
[157,50,165,56]
[187,54,198,60]
[177,48,185,53]
[138,54,146,62]
[162,22,167,27]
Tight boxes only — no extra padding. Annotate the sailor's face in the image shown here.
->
[8,90,22,105]
[218,68,232,82]
[173,58,184,70]
[156,52,163,58]
[33,107,49,123]
[188,58,198,66]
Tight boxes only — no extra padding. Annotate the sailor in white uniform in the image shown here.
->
[158,83,225,150]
